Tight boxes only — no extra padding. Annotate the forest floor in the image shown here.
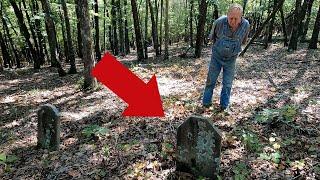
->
[0,43,319,179]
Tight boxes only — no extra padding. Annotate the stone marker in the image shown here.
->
[37,104,60,150]
[176,115,222,179]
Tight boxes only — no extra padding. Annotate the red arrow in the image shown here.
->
[91,52,164,117]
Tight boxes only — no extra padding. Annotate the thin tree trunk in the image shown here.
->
[117,0,125,56]
[194,0,208,58]
[124,0,130,54]
[184,0,188,42]
[107,8,114,52]
[301,0,314,41]
[243,0,248,15]
[94,0,102,61]
[164,0,169,60]
[308,5,320,49]
[159,0,163,53]
[31,0,45,65]
[75,1,83,58]
[0,52,3,71]
[9,0,40,69]
[0,3,19,68]
[268,0,276,42]
[297,0,309,40]
[144,0,148,59]
[189,0,194,47]
[147,0,160,56]
[240,0,285,56]
[0,30,12,68]
[111,0,119,55]
[280,7,288,46]
[288,0,302,51]
[59,7,68,61]
[130,0,144,61]
[103,0,106,52]
[77,0,97,89]
[61,0,77,73]
[40,0,66,76]
[22,0,41,65]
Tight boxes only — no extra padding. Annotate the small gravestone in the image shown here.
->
[37,104,60,150]
[176,115,222,179]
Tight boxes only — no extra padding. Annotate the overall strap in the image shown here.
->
[235,19,248,40]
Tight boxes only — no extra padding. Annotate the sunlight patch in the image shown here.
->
[61,111,92,121]
[157,77,194,96]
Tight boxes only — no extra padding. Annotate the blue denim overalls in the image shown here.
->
[203,17,249,108]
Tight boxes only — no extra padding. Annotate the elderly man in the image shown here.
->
[202,3,250,113]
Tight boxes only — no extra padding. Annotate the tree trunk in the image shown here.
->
[267,0,276,42]
[240,0,285,56]
[147,0,160,56]
[0,30,12,68]
[297,0,309,40]
[61,0,77,74]
[124,0,130,54]
[280,7,288,46]
[31,0,45,65]
[243,0,249,15]
[40,0,66,76]
[159,0,163,53]
[22,0,41,65]
[308,5,320,49]
[130,0,144,61]
[94,0,102,61]
[288,0,302,51]
[301,0,315,41]
[144,0,148,59]
[75,1,83,58]
[0,53,3,71]
[264,0,272,48]
[117,0,125,56]
[189,0,194,47]
[0,3,19,68]
[164,0,169,60]
[59,7,68,61]
[111,0,119,55]
[77,0,97,89]
[103,0,106,52]
[184,0,188,42]
[194,0,208,58]
[9,0,40,69]
[107,8,114,52]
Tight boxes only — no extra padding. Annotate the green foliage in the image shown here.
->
[232,162,250,180]
[161,142,174,160]
[241,131,262,153]
[0,153,6,163]
[0,153,19,166]
[255,105,298,123]
[76,77,84,90]
[82,125,109,138]
[259,151,281,164]
[102,145,110,158]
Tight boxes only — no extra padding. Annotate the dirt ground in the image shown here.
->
[0,43,319,179]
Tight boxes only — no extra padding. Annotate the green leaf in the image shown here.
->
[259,153,271,160]
[0,153,6,162]
[271,152,281,164]
[6,155,19,163]
[82,125,109,137]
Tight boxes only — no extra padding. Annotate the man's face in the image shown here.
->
[227,8,242,30]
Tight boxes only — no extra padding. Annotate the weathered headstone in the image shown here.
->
[176,115,222,179]
[37,104,60,150]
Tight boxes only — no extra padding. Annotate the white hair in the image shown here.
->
[228,3,243,15]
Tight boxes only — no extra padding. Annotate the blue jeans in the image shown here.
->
[202,53,236,108]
